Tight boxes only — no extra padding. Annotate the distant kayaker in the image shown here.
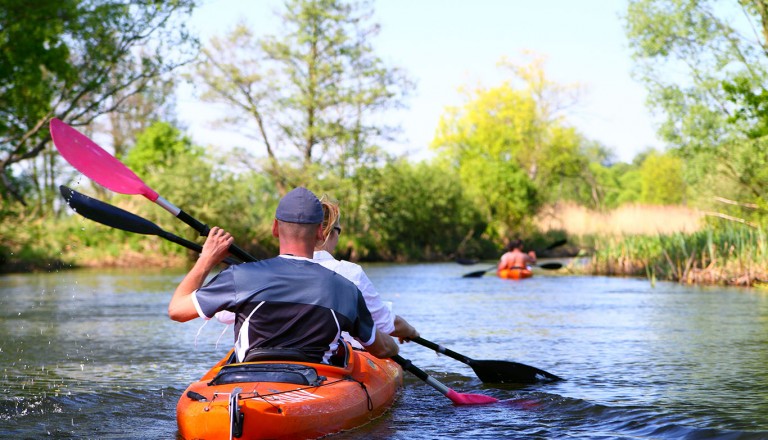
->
[168,187,399,364]
[498,238,537,271]
[313,196,420,344]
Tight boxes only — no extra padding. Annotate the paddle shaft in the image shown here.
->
[151,195,255,263]
[391,355,451,395]
[411,337,470,364]
[391,355,498,405]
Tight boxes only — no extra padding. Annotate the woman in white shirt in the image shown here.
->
[313,196,419,343]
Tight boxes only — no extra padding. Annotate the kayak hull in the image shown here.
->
[177,347,402,440]
[497,268,533,279]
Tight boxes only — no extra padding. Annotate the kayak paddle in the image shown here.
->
[462,262,563,278]
[49,118,256,263]
[411,337,562,384]
[461,239,567,278]
[391,355,498,405]
[59,185,241,266]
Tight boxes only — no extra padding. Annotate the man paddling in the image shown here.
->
[168,187,399,364]
[498,238,536,271]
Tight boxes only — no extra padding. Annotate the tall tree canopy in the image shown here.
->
[193,0,413,192]
[0,0,197,207]
[625,0,768,211]
[430,56,588,239]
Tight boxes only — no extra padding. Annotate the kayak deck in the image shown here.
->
[177,346,403,439]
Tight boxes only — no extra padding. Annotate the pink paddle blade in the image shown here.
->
[50,118,159,201]
[446,389,499,405]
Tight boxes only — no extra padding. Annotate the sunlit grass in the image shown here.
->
[537,203,766,286]
[535,202,702,236]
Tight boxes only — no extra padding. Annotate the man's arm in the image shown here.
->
[168,227,233,322]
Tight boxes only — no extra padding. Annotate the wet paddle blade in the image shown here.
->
[60,186,163,236]
[445,389,499,405]
[469,359,563,384]
[50,119,159,201]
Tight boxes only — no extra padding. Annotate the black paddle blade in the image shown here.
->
[462,266,495,278]
[543,239,567,251]
[60,185,162,236]
[538,262,563,270]
[468,359,563,384]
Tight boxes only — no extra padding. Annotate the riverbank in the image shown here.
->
[3,205,766,288]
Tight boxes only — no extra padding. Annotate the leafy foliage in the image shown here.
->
[360,160,487,261]
[0,0,197,207]
[625,0,768,215]
[431,56,591,240]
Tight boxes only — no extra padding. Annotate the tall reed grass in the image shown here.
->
[586,226,767,286]
[536,203,766,287]
[535,203,701,236]
[586,225,768,286]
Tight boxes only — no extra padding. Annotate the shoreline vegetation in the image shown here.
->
[538,204,767,288]
[3,203,765,288]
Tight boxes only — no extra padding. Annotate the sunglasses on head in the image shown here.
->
[333,226,342,235]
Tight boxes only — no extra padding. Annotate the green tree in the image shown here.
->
[360,160,485,261]
[0,0,197,208]
[625,0,768,212]
[638,150,685,204]
[124,122,278,258]
[124,122,201,176]
[192,0,413,193]
[431,56,588,240]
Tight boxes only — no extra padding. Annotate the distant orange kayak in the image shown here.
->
[177,345,403,439]
[497,267,533,280]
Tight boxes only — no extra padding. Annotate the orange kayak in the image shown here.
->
[497,267,533,279]
[177,345,403,439]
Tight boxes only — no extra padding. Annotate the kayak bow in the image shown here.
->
[177,345,403,439]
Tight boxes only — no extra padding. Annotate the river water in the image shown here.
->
[1,263,767,439]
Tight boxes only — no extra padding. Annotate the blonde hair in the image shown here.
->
[319,194,341,246]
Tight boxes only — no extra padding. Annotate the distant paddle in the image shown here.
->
[462,261,563,278]
[411,337,562,384]
[50,118,255,263]
[461,239,567,278]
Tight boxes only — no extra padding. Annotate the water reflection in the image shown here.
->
[1,265,767,438]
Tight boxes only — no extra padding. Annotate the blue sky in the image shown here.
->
[181,0,660,163]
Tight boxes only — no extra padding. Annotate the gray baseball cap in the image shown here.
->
[275,187,323,224]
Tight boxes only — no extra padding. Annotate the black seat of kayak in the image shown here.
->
[209,363,323,387]
[241,342,350,368]
[244,347,316,363]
